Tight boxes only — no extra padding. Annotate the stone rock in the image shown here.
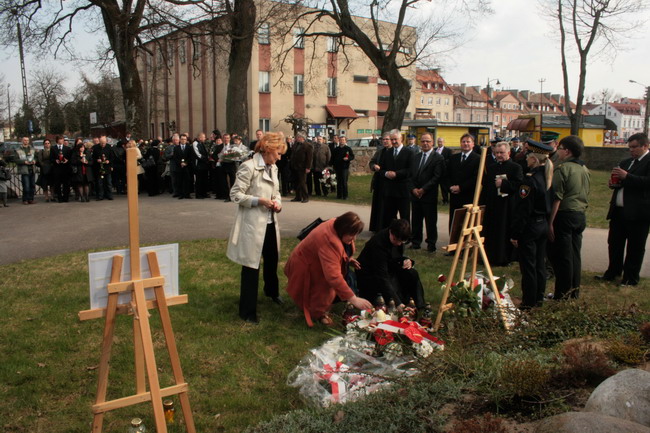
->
[535,412,650,433]
[585,368,650,427]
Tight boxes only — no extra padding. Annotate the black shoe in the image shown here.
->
[106,197,113,200]
[621,279,638,287]
[290,197,301,202]
[427,246,436,253]
[594,274,615,282]
[270,296,284,305]
[301,199,309,203]
[223,198,231,202]
[409,244,421,250]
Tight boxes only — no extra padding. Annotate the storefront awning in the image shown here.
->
[507,118,535,131]
[325,104,359,119]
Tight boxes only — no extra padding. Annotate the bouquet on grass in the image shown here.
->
[319,167,337,193]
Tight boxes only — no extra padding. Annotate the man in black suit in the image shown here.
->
[379,129,415,228]
[408,133,444,252]
[172,133,194,199]
[435,137,452,204]
[92,135,114,201]
[290,132,313,203]
[597,133,650,286]
[192,132,210,198]
[50,135,73,202]
[446,133,480,231]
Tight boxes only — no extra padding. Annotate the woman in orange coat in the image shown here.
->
[285,212,373,326]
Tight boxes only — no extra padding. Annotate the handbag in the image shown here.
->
[297,217,323,241]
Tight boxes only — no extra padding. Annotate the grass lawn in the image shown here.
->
[1,235,647,432]
[320,169,612,229]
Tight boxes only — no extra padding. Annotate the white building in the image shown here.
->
[588,102,643,141]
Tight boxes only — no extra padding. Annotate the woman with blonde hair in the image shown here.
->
[509,139,554,310]
[227,132,286,324]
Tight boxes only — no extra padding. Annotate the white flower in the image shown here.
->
[414,339,434,358]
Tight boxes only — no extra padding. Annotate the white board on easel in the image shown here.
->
[88,243,179,309]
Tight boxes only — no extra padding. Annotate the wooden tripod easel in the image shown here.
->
[433,147,510,331]
[78,148,196,433]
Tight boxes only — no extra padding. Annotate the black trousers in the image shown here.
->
[518,219,548,309]
[411,198,438,250]
[549,211,586,299]
[239,222,279,320]
[605,207,650,285]
[194,168,209,198]
[295,170,308,200]
[335,168,349,199]
[53,171,71,202]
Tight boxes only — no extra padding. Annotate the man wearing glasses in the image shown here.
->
[379,130,415,228]
[596,133,650,286]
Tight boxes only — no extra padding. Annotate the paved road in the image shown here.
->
[1,194,648,277]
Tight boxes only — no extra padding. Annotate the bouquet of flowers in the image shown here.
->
[219,146,250,163]
[319,167,337,193]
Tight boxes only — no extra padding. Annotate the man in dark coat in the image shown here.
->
[290,132,313,203]
[408,133,444,252]
[356,219,425,308]
[172,133,194,199]
[435,136,452,204]
[91,135,115,201]
[480,141,523,266]
[379,129,415,227]
[192,132,211,198]
[446,133,480,232]
[368,134,392,232]
[596,133,650,286]
[50,135,73,202]
[331,136,354,199]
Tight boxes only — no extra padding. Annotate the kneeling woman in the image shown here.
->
[227,132,285,324]
[285,212,373,326]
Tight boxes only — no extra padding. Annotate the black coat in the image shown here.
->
[446,151,480,204]
[378,146,415,198]
[607,155,650,221]
[171,143,194,171]
[50,144,73,175]
[408,151,444,203]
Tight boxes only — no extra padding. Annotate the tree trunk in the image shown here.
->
[226,0,256,137]
[101,9,146,138]
[382,67,411,132]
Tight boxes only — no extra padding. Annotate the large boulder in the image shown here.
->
[535,412,650,433]
[585,369,650,427]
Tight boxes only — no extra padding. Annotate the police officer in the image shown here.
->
[510,139,554,310]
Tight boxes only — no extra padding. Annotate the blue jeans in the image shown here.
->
[21,173,35,202]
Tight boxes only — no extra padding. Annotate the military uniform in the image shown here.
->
[511,166,552,309]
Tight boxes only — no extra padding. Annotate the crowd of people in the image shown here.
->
[5,128,649,324]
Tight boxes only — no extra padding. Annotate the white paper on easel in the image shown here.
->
[88,244,180,309]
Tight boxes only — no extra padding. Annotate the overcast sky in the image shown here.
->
[1,0,649,105]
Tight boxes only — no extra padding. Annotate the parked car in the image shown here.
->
[0,141,21,162]
[345,136,374,147]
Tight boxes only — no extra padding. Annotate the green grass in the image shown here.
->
[1,237,648,432]
[318,170,612,229]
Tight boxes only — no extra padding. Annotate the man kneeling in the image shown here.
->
[356,219,426,308]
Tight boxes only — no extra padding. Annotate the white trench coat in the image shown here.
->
[226,152,281,269]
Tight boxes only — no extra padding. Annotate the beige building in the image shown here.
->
[414,69,454,122]
[136,5,417,140]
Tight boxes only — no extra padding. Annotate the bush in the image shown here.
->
[448,413,507,433]
[552,338,615,386]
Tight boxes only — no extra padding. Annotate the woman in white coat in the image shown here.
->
[227,132,286,323]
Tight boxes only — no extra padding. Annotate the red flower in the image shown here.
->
[438,274,447,283]
[374,329,395,346]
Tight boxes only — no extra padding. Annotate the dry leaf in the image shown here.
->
[333,410,345,424]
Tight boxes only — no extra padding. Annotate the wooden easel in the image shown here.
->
[79,148,196,433]
[433,147,510,331]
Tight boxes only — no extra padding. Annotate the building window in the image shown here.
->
[294,74,304,95]
[444,112,449,120]
[378,78,388,85]
[355,110,368,117]
[445,98,450,105]
[456,113,461,122]
[353,75,369,83]
[327,36,338,52]
[259,118,270,132]
[420,96,424,104]
[427,97,433,105]
[442,85,446,90]
[293,27,304,49]
[178,40,186,64]
[436,112,441,119]
[258,23,270,45]
[426,83,431,89]
[434,83,438,90]
[377,111,386,117]
[495,115,500,123]
[378,95,390,102]
[404,112,412,119]
[259,71,270,93]
[167,43,174,67]
[436,97,441,105]
[327,77,337,97]
[192,40,201,61]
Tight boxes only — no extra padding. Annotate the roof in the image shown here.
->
[325,104,358,119]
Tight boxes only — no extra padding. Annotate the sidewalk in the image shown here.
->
[0,194,647,278]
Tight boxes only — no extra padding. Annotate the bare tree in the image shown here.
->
[550,0,647,135]
[277,0,490,132]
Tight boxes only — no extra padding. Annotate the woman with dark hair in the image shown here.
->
[36,139,54,202]
[285,211,373,326]
[70,140,94,202]
[227,132,286,324]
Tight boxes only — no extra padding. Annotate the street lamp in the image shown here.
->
[6,83,11,139]
[486,77,500,138]
[629,79,650,137]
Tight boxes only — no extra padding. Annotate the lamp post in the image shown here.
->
[629,79,650,137]
[486,77,500,138]
[6,84,11,139]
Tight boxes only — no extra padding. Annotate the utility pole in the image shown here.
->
[539,78,546,141]
[6,84,11,139]
[486,78,500,138]
[630,80,650,137]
